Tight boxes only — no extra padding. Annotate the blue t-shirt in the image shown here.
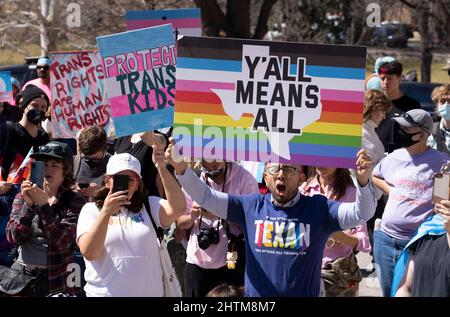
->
[227,193,342,297]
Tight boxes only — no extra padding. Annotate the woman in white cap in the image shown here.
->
[76,139,186,297]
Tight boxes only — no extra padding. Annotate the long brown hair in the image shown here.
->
[92,179,147,213]
[305,168,354,201]
[363,89,391,121]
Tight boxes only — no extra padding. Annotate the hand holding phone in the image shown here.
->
[30,161,45,189]
[432,173,450,204]
[112,174,129,193]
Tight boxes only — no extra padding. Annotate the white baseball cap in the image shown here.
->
[106,153,142,178]
[37,57,51,67]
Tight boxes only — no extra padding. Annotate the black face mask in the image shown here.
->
[26,108,45,125]
[393,124,421,148]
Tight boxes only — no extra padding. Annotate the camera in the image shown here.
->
[197,227,220,250]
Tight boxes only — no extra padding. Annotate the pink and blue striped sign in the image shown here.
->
[97,24,176,137]
[0,71,12,102]
[173,37,367,169]
[126,8,201,36]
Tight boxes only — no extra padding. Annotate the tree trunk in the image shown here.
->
[195,0,226,37]
[40,0,50,56]
[253,0,278,39]
[349,1,364,44]
[226,0,251,38]
[418,1,432,82]
[39,0,56,56]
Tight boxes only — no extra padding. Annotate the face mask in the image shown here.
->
[393,125,421,148]
[438,102,450,120]
[202,167,224,178]
[26,108,45,125]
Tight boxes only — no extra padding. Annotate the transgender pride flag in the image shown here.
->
[126,8,201,36]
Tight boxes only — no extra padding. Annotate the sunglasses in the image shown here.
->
[37,65,49,70]
[401,112,428,132]
[38,144,65,156]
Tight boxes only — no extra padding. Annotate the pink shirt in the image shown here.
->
[300,176,371,268]
[23,79,52,102]
[184,162,259,269]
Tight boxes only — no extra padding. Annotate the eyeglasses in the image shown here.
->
[265,165,298,176]
[37,65,49,70]
[401,112,428,132]
[38,144,65,156]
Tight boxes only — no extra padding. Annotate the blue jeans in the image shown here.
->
[373,230,409,297]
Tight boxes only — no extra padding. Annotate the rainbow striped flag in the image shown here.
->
[125,8,201,36]
[173,37,366,169]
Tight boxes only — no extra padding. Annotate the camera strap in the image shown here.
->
[197,213,221,232]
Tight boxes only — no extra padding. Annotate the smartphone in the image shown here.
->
[30,161,45,189]
[432,173,450,204]
[78,183,89,189]
[112,174,129,193]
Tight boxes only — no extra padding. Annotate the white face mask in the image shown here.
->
[438,102,450,120]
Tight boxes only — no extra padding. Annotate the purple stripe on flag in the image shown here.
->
[180,147,356,168]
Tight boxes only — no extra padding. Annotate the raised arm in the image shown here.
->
[152,135,186,228]
[165,138,229,220]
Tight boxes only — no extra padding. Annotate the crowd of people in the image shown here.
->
[0,55,449,297]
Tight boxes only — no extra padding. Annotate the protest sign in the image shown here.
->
[50,51,112,138]
[0,71,13,102]
[97,24,176,137]
[126,8,201,36]
[173,37,366,168]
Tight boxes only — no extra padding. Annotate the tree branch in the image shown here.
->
[253,0,278,39]
[0,23,40,32]
[18,11,38,19]
[1,39,30,56]
[399,0,418,9]
[47,0,56,22]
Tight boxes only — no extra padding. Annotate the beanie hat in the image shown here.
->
[21,85,49,110]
